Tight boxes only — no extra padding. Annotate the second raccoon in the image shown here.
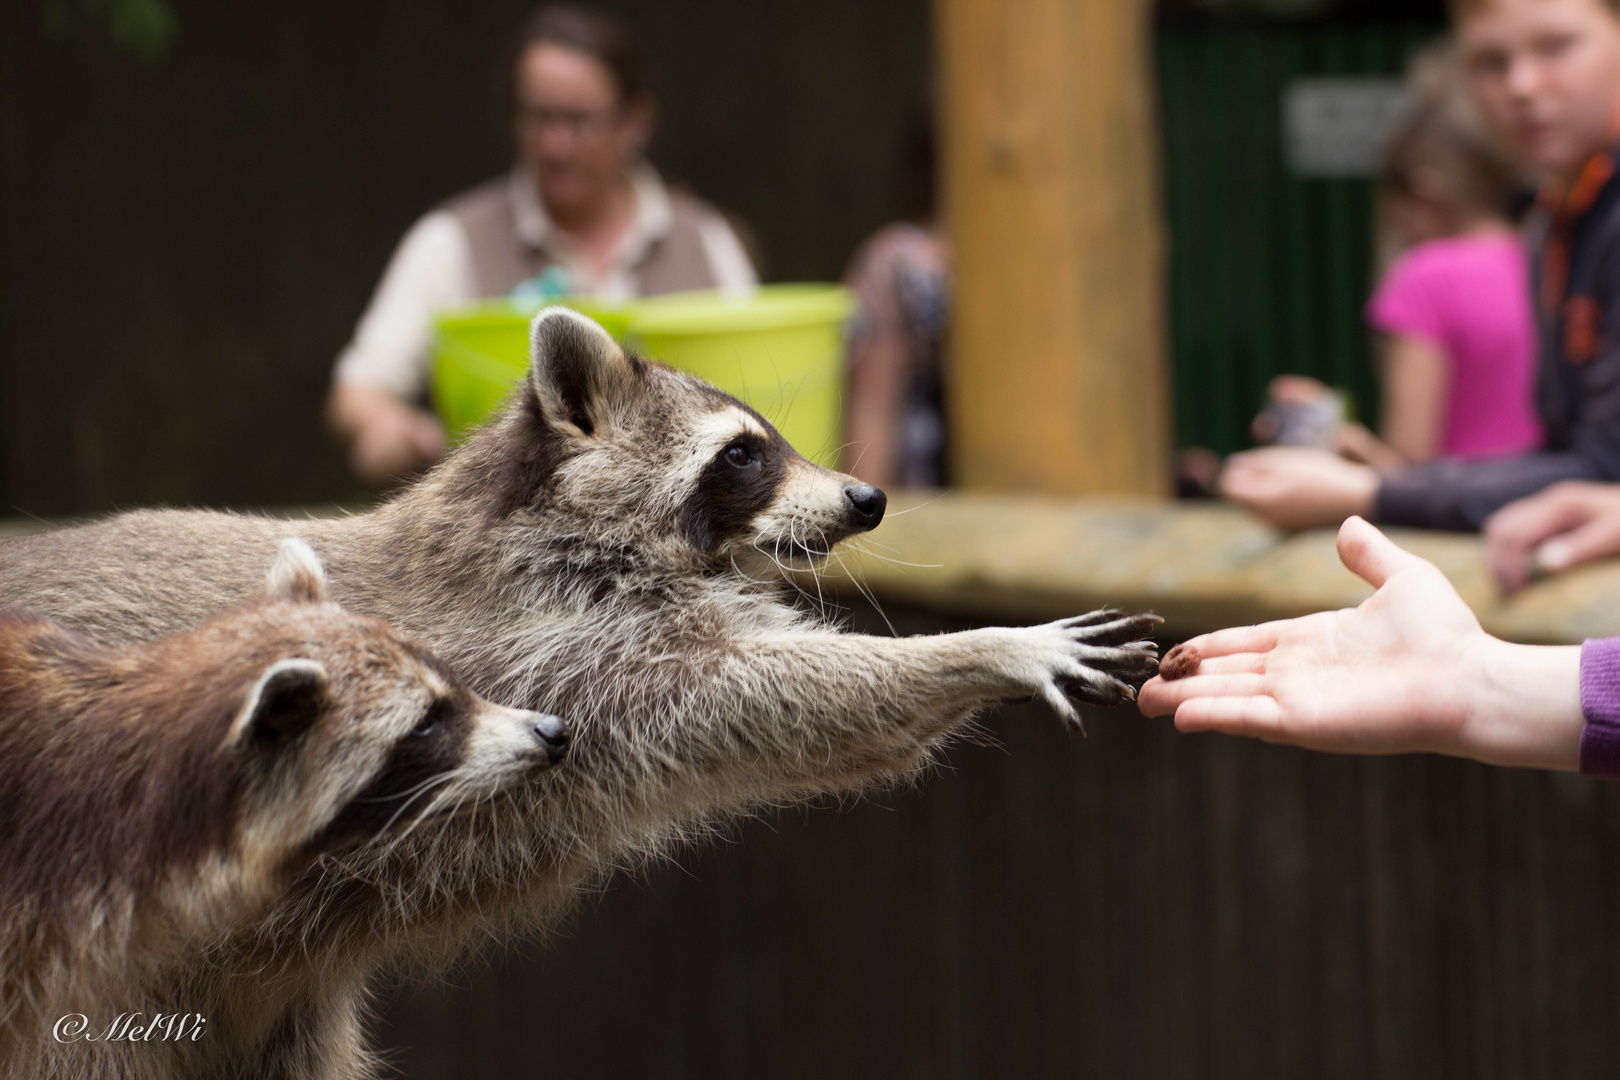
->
[0,540,567,1080]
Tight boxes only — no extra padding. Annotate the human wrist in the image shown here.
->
[1459,636,1582,771]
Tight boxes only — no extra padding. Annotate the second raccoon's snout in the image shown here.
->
[843,484,887,531]
[531,712,571,765]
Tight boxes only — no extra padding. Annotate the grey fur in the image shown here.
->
[0,308,1158,1078]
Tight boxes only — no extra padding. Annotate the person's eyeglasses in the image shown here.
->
[515,104,619,139]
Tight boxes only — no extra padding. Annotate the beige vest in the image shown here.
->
[442,175,724,299]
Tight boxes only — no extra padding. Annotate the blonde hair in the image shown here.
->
[1380,43,1522,221]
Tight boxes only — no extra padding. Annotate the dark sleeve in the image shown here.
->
[1372,452,1604,531]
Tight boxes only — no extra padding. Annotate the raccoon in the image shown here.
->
[0,540,567,1080]
[0,308,1159,989]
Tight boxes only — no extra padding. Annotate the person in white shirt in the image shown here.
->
[327,5,757,484]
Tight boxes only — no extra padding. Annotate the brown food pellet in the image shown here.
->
[1159,642,1200,681]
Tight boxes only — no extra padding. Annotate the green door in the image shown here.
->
[1156,16,1445,456]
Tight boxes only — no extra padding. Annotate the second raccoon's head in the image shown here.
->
[459,307,887,575]
[214,540,570,868]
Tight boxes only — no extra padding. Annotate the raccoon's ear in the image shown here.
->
[266,538,329,605]
[527,307,639,437]
[230,658,329,750]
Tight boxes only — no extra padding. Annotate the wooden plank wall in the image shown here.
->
[937,0,1171,495]
[374,603,1620,1079]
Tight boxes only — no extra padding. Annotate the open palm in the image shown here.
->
[1140,517,1486,756]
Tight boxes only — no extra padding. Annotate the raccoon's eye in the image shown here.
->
[412,700,450,739]
[724,443,758,469]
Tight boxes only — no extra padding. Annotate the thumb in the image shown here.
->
[1336,515,1431,588]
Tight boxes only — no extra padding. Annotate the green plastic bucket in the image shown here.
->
[432,299,631,442]
[629,284,854,464]
[432,286,854,458]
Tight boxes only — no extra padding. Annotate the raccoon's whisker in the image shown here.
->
[358,775,459,858]
[841,539,944,571]
[752,531,817,609]
[354,771,455,807]
[830,547,897,637]
[788,521,829,620]
[880,492,949,517]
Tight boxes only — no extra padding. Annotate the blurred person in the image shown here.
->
[327,5,757,484]
[1222,0,1620,533]
[1137,517,1610,775]
[1250,80,1540,476]
[842,96,949,488]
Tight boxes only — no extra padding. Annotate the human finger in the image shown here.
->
[1173,694,1283,735]
[1138,672,1270,719]
[1168,623,1286,667]
[1536,513,1620,572]
[1189,653,1268,676]
[1485,489,1605,589]
[1483,490,1589,554]
[1136,676,1179,717]
[1335,516,1432,588]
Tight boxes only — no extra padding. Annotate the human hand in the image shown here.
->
[1483,481,1620,592]
[1333,422,1409,474]
[328,382,446,485]
[1218,446,1379,530]
[1139,517,1582,770]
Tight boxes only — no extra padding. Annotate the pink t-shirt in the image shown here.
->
[1364,232,1544,459]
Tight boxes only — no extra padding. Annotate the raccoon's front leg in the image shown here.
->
[711,609,1161,769]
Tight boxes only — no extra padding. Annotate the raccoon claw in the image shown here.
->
[1061,611,1164,647]
[1060,610,1161,710]
[1059,673,1139,708]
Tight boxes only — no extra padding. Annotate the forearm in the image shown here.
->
[1374,452,1602,531]
[706,630,1034,768]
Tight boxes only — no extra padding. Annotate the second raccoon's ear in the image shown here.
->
[265,538,329,605]
[230,658,329,750]
[527,307,640,438]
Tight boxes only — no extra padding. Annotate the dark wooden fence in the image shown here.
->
[373,603,1620,1080]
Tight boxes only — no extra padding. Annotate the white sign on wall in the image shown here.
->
[1283,78,1410,177]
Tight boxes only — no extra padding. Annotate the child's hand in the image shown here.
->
[1139,517,1583,770]
[1218,447,1379,531]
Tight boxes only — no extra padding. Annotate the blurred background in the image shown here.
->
[0,0,1446,517]
[22,2,1620,1079]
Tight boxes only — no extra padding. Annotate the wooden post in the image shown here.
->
[937,0,1170,496]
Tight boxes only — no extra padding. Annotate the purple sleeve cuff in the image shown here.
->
[1579,637,1620,778]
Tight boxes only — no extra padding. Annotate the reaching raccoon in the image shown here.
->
[0,540,567,1080]
[0,308,1159,1008]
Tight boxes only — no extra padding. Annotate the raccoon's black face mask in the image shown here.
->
[677,403,886,566]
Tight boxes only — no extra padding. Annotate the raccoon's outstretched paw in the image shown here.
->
[1002,612,1162,727]
[1051,611,1161,717]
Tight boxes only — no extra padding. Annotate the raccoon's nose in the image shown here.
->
[532,713,571,765]
[843,484,887,530]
